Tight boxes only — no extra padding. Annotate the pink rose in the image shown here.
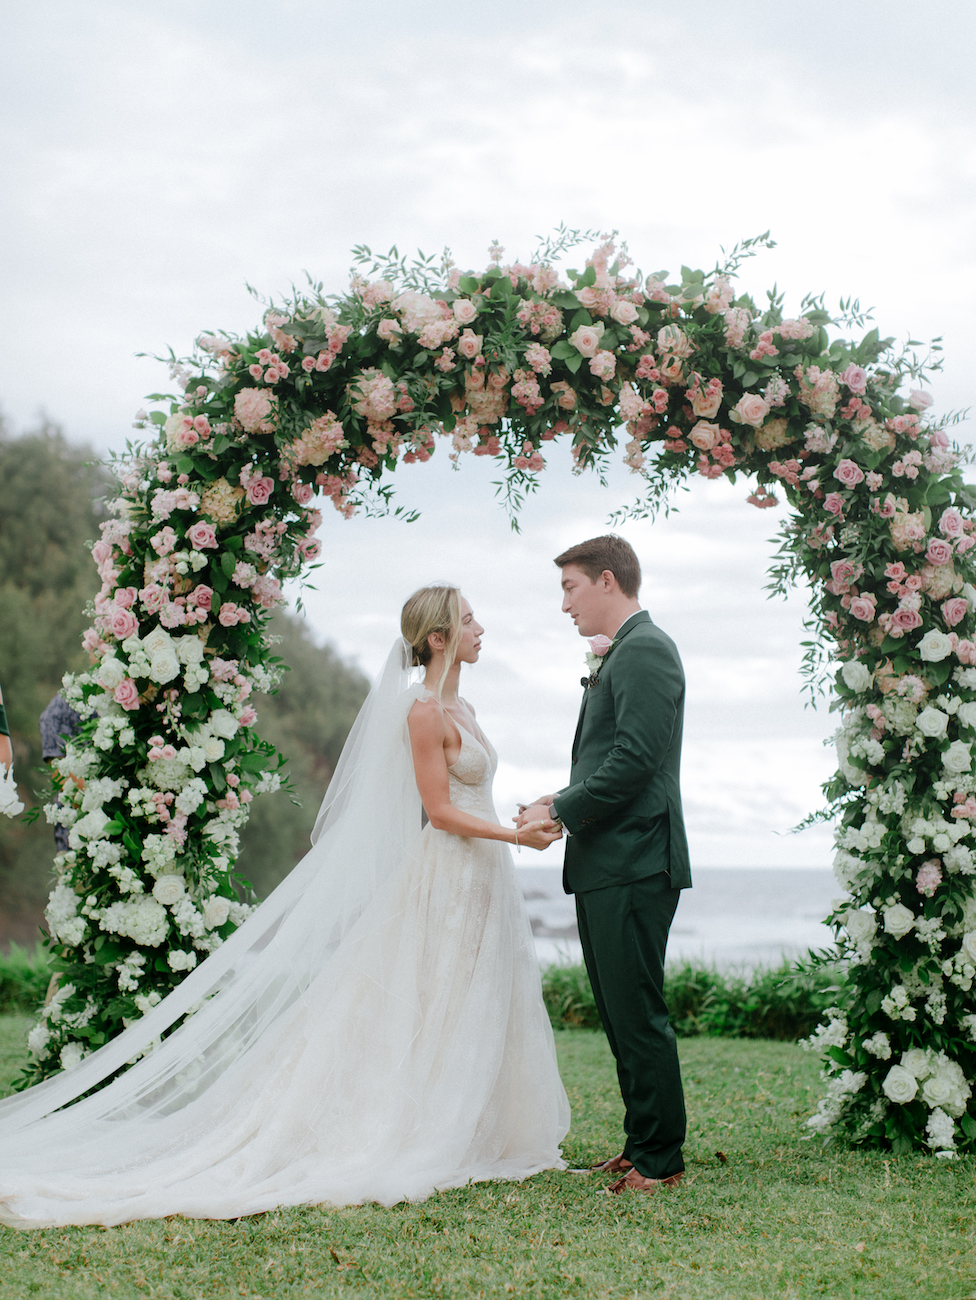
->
[298,538,321,561]
[849,594,877,622]
[238,705,258,728]
[187,522,218,550]
[114,586,138,609]
[589,350,616,381]
[732,394,769,428]
[840,364,868,394]
[218,603,244,627]
[292,482,314,505]
[909,390,933,411]
[926,539,953,566]
[91,540,112,565]
[453,299,478,325]
[891,607,923,631]
[246,476,274,506]
[833,459,865,488]
[943,598,969,628]
[457,330,483,361]
[610,299,639,326]
[106,606,139,640]
[376,318,402,344]
[689,421,721,451]
[823,493,846,518]
[588,635,613,656]
[690,385,722,420]
[113,678,140,711]
[939,508,965,537]
[140,584,167,613]
[301,356,316,373]
[568,324,605,358]
[191,585,213,610]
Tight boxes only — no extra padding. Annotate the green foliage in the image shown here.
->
[0,419,112,944]
[542,955,842,1040]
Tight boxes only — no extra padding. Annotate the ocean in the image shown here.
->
[518,865,838,969]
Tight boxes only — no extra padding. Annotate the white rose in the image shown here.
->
[907,837,927,854]
[962,583,976,612]
[143,627,174,656]
[610,299,639,326]
[174,635,205,665]
[902,1048,934,1079]
[882,1064,918,1104]
[152,875,186,906]
[943,741,972,774]
[843,909,877,946]
[956,703,976,730]
[203,737,226,763]
[841,660,873,693]
[883,904,916,939]
[208,710,239,740]
[96,656,126,690]
[452,299,478,325]
[149,652,180,685]
[961,931,976,965]
[922,1073,957,1111]
[203,896,232,929]
[918,630,953,663]
[916,707,950,739]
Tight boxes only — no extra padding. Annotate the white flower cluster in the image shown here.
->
[881,984,917,1022]
[802,1007,848,1053]
[862,1031,892,1059]
[806,1069,867,1134]
[882,1049,971,1121]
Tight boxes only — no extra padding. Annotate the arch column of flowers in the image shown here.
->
[24,230,976,1155]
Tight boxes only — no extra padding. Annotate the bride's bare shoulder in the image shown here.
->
[407,693,445,737]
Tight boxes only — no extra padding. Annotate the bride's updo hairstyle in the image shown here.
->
[401,584,463,696]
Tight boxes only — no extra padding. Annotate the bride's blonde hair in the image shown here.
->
[401,584,463,697]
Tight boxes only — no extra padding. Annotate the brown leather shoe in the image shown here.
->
[589,1153,633,1173]
[608,1169,684,1194]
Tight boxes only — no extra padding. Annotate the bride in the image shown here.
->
[0,584,570,1227]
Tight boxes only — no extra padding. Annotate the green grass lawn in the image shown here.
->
[0,1015,972,1299]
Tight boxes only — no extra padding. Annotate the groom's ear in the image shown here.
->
[600,569,617,591]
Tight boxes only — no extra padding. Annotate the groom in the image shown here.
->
[518,534,691,1193]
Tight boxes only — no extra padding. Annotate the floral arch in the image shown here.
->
[26,229,976,1156]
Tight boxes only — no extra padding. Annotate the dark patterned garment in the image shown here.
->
[39,695,81,853]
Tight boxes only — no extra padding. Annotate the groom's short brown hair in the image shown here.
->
[554,535,642,598]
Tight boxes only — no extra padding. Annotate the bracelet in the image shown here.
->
[514,825,521,855]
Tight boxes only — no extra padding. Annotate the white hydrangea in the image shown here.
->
[133,990,162,1016]
[926,1108,956,1150]
[45,883,87,946]
[925,989,948,1025]
[254,772,282,795]
[167,948,198,972]
[97,897,169,946]
[862,1032,892,1059]
[944,844,976,875]
[90,840,123,869]
[174,779,208,816]
[142,834,179,877]
[960,1013,976,1043]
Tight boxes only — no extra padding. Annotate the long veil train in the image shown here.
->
[0,639,569,1225]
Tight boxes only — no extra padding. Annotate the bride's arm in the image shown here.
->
[407,701,559,851]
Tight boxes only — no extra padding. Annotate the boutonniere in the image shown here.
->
[581,635,615,688]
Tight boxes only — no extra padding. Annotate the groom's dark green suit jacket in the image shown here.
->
[552,611,692,895]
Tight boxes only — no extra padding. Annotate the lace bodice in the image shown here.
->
[447,726,498,822]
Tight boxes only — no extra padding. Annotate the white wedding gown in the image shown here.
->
[0,644,569,1227]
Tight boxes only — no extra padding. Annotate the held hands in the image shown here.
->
[515,817,562,851]
[514,796,554,830]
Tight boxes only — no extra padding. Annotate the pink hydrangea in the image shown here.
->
[234,387,278,433]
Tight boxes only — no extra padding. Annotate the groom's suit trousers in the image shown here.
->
[574,862,686,1180]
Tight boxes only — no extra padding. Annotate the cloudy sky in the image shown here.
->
[2,0,975,870]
